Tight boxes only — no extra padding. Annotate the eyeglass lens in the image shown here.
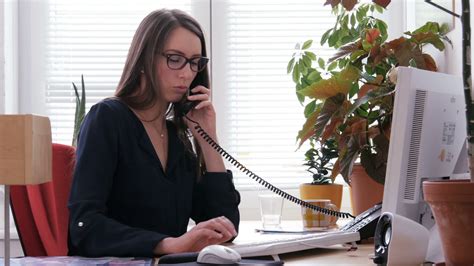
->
[166,54,208,72]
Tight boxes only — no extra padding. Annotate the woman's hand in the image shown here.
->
[154,216,238,254]
[184,85,217,142]
[184,85,226,172]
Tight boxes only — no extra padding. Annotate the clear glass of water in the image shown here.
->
[258,194,284,229]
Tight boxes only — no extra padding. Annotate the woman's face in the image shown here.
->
[156,26,202,104]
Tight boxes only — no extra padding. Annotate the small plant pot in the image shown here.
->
[423,180,474,266]
[299,183,343,210]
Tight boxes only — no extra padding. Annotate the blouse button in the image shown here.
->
[78,222,84,227]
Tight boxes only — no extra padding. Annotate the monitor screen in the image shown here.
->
[381,67,468,229]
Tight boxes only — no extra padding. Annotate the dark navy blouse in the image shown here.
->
[67,98,240,257]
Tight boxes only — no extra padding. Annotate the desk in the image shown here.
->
[280,243,374,265]
[232,220,375,265]
[2,221,375,265]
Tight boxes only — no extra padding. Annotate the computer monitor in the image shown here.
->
[381,67,468,229]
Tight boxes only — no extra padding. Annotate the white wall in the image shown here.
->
[0,1,5,114]
[3,0,19,114]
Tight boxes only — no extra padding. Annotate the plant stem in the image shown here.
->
[462,0,474,182]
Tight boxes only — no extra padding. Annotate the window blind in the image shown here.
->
[212,0,337,189]
[45,0,192,144]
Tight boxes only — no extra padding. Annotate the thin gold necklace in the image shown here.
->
[132,110,166,138]
[149,120,166,139]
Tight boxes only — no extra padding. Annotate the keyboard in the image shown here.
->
[228,230,360,257]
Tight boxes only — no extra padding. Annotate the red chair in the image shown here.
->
[10,143,75,256]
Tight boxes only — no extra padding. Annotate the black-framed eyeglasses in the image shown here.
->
[161,53,209,72]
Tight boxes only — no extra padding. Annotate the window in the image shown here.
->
[45,0,194,144]
[18,0,340,189]
[212,0,336,188]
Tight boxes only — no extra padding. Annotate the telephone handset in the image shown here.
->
[181,101,198,116]
[179,88,199,116]
[181,102,355,219]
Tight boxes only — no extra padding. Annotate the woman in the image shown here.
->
[68,9,240,258]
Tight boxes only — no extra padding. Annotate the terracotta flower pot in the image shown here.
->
[349,164,384,216]
[423,180,474,266]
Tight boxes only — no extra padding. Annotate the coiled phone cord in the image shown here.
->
[185,116,355,219]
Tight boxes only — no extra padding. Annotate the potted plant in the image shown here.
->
[288,0,450,214]
[299,138,343,210]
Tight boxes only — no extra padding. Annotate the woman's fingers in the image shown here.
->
[217,216,238,236]
[185,228,226,252]
[187,92,209,102]
[190,85,210,95]
[196,216,237,241]
[171,217,237,253]
[187,86,211,110]
[194,100,212,110]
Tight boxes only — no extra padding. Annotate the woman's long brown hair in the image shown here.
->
[115,9,209,175]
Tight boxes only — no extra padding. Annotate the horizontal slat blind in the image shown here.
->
[214,0,336,189]
[46,0,192,144]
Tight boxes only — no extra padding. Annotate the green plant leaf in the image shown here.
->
[318,58,325,69]
[287,57,295,74]
[411,31,446,51]
[72,74,86,147]
[412,21,439,34]
[440,23,450,34]
[368,109,381,119]
[321,29,332,46]
[305,51,317,60]
[302,39,313,50]
[348,82,359,98]
[304,100,317,117]
[347,85,395,117]
[307,70,321,82]
[328,29,340,47]
[338,58,347,69]
[301,64,308,75]
[349,50,367,62]
[350,13,356,27]
[376,20,388,40]
[297,91,305,103]
[303,56,312,68]
[293,63,300,83]
[355,8,363,22]
[327,61,338,71]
